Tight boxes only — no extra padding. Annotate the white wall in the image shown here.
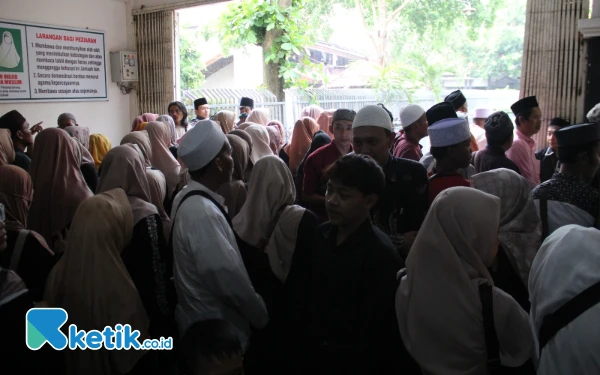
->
[203,63,235,89]
[0,0,135,146]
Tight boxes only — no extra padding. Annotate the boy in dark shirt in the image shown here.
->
[0,110,43,171]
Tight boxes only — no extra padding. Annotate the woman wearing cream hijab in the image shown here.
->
[44,189,152,375]
[120,131,171,236]
[28,128,93,252]
[97,145,173,337]
[145,121,181,198]
[233,156,318,312]
[247,108,270,126]
[244,124,274,180]
[215,110,236,134]
[217,134,249,218]
[396,187,534,374]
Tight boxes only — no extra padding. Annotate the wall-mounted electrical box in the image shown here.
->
[110,51,138,82]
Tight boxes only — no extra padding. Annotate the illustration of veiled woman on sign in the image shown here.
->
[0,31,21,69]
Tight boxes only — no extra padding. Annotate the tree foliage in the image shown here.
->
[213,0,521,95]
[179,26,205,90]
[456,0,526,88]
[218,0,326,88]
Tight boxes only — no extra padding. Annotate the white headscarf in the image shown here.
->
[396,187,533,374]
[232,156,305,282]
[245,125,273,164]
[529,225,600,374]
[471,168,542,285]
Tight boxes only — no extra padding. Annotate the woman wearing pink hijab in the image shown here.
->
[316,110,335,138]
[132,113,159,132]
[300,104,324,121]
[267,120,289,166]
[284,117,320,175]
[28,128,93,252]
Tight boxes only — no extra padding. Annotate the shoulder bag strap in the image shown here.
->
[168,191,216,249]
[539,198,549,242]
[479,283,501,367]
[539,280,600,354]
[9,230,29,271]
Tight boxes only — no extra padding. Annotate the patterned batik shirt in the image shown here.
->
[532,172,599,235]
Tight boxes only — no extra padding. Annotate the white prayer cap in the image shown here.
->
[429,118,471,147]
[473,108,493,119]
[400,104,425,128]
[352,105,393,131]
[178,120,227,171]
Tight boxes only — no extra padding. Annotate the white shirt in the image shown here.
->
[534,200,595,235]
[171,180,269,347]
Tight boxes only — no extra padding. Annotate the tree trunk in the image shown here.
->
[263,0,292,101]
[263,31,285,101]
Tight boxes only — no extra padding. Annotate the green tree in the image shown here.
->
[218,0,327,99]
[461,0,526,88]
[334,0,502,68]
[179,26,205,90]
[216,0,507,97]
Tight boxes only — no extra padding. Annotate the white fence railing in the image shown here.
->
[181,88,520,140]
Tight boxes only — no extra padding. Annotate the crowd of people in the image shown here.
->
[0,91,599,375]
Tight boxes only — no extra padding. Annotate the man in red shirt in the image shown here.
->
[393,104,428,161]
[427,117,472,204]
[303,109,356,221]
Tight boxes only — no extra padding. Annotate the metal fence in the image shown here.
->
[180,88,286,125]
[181,88,520,139]
[286,88,380,124]
[286,88,521,125]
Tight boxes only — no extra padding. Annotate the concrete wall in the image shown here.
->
[0,0,135,146]
[202,63,235,89]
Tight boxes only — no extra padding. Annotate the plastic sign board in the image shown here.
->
[0,19,107,102]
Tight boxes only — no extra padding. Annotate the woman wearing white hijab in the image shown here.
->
[529,225,600,374]
[0,31,21,69]
[233,155,318,314]
[471,168,542,310]
[396,187,534,375]
[246,108,270,126]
